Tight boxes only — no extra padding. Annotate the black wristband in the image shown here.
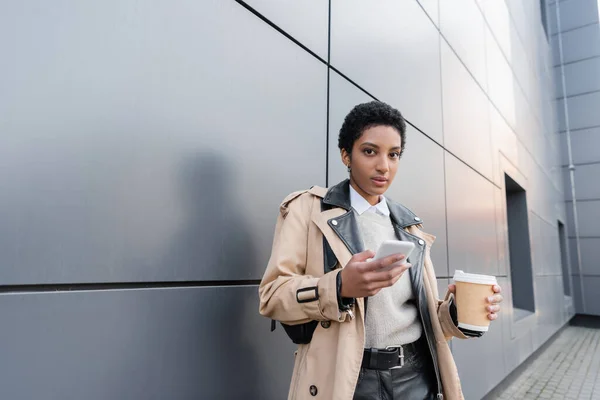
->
[336,271,355,311]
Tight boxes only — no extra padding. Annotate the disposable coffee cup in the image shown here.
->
[452,270,498,332]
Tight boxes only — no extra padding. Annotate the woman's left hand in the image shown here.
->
[448,284,503,321]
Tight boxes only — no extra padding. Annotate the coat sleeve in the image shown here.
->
[258,192,353,325]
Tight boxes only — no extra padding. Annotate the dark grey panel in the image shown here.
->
[576,238,600,276]
[582,276,600,315]
[439,0,487,90]
[441,40,493,180]
[242,0,329,60]
[566,199,600,237]
[0,286,295,400]
[557,57,600,98]
[330,0,443,141]
[445,153,498,277]
[327,71,449,278]
[567,163,600,200]
[0,0,327,284]
[560,91,600,131]
[549,0,599,35]
[560,127,600,165]
[552,24,600,66]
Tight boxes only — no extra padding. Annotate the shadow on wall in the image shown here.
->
[133,150,267,398]
[160,150,258,281]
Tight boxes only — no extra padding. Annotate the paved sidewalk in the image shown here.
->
[493,326,600,400]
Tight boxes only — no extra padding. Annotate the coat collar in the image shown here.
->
[323,179,422,228]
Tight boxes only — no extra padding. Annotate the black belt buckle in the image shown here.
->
[385,345,404,369]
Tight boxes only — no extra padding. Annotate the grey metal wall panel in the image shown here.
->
[566,199,600,237]
[327,70,449,277]
[0,0,327,284]
[576,238,600,275]
[559,91,600,131]
[490,105,519,187]
[567,163,600,200]
[330,0,443,141]
[441,40,493,180]
[439,0,487,90]
[552,24,600,66]
[478,0,513,64]
[560,128,600,165]
[241,0,329,60]
[485,25,518,131]
[549,0,599,35]
[0,286,294,400]
[445,153,499,277]
[417,0,439,27]
[556,57,600,98]
[582,276,600,315]
[495,187,509,276]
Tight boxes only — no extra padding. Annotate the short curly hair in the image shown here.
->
[338,101,407,158]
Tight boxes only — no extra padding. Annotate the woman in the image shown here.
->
[259,101,503,400]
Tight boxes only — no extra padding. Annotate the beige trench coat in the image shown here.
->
[259,184,471,400]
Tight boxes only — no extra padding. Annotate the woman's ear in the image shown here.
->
[340,149,350,168]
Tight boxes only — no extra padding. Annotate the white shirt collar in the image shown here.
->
[349,184,390,216]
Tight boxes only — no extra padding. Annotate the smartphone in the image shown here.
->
[373,240,416,265]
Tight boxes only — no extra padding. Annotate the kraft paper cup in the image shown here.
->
[453,270,498,332]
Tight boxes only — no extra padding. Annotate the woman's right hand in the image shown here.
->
[339,250,411,298]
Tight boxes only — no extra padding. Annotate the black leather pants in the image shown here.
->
[353,343,438,400]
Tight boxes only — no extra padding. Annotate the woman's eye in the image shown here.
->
[364,149,375,155]
[390,152,400,159]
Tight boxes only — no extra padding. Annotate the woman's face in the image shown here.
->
[341,125,402,205]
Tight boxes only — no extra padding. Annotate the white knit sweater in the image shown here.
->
[357,211,423,348]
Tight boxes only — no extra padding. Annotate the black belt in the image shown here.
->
[361,338,424,370]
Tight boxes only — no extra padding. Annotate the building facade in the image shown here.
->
[0,0,581,398]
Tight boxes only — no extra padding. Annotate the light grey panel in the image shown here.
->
[330,0,443,141]
[417,0,439,27]
[566,199,600,237]
[441,40,493,180]
[576,238,600,276]
[565,163,600,200]
[495,187,509,276]
[0,1,327,284]
[439,0,487,90]
[557,57,600,98]
[549,0,599,35]
[437,278,449,301]
[560,127,600,165]
[559,91,600,131]
[445,154,498,277]
[582,276,600,315]
[485,26,517,132]
[242,0,329,60]
[568,239,580,280]
[327,71,449,278]
[478,0,512,64]
[489,104,518,187]
[0,286,295,400]
[552,24,600,66]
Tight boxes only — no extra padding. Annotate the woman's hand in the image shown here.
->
[448,284,503,321]
[340,250,411,298]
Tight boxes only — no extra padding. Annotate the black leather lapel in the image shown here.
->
[327,210,364,256]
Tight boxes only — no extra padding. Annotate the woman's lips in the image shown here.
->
[371,177,388,187]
